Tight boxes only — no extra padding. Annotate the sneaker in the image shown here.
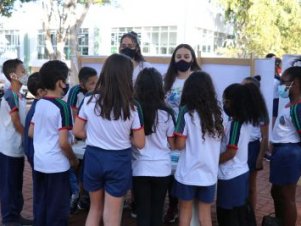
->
[164,207,178,223]
[130,202,137,218]
[70,193,79,214]
[264,153,272,161]
[19,216,33,225]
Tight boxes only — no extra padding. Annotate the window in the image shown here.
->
[78,28,89,56]
[0,30,20,58]
[111,26,177,56]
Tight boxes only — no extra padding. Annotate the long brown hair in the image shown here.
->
[164,44,201,93]
[89,54,134,120]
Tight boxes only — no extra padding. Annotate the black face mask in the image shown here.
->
[63,83,70,96]
[223,105,232,117]
[175,60,193,72]
[120,48,136,59]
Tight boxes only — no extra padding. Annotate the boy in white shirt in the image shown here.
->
[0,59,33,225]
[28,60,79,226]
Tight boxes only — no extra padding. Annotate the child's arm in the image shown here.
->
[73,116,87,139]
[219,147,237,164]
[59,130,79,168]
[132,128,145,149]
[174,135,186,150]
[256,124,269,170]
[219,121,241,164]
[11,111,24,135]
[168,137,176,150]
[28,123,34,138]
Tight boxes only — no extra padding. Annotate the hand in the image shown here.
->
[70,157,79,169]
[255,157,263,171]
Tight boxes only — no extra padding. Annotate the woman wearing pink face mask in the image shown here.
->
[163,44,201,223]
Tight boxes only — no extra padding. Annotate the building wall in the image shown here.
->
[0,0,233,69]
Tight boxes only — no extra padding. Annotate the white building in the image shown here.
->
[0,0,233,70]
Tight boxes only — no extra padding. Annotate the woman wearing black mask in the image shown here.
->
[163,43,201,223]
[119,31,151,84]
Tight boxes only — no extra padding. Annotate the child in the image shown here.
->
[242,76,269,211]
[24,72,46,168]
[119,31,151,84]
[132,67,175,226]
[164,44,201,223]
[67,66,97,119]
[28,60,79,226]
[0,59,33,225]
[270,63,301,226]
[67,66,97,213]
[73,53,145,226]
[217,83,267,226]
[173,71,224,226]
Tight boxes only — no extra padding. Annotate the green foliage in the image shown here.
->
[0,0,34,17]
[220,0,301,57]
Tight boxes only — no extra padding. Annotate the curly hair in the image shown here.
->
[180,71,224,139]
[223,83,269,125]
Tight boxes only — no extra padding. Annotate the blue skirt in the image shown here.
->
[270,143,301,185]
[217,172,249,209]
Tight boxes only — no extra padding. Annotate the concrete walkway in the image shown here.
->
[1,161,301,226]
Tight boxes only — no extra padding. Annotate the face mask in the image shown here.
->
[19,74,29,86]
[223,105,232,116]
[62,83,69,96]
[175,60,192,72]
[120,48,136,59]
[278,84,290,98]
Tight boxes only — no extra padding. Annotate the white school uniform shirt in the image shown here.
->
[0,89,26,157]
[32,97,73,173]
[271,102,301,143]
[132,108,175,177]
[218,120,251,180]
[77,95,144,150]
[174,106,222,186]
[133,61,152,84]
[67,84,86,110]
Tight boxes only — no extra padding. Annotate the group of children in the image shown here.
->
[0,42,301,226]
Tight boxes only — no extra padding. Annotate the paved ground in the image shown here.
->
[1,161,301,226]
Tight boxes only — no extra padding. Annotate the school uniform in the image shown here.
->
[77,95,144,197]
[216,120,254,226]
[0,89,26,224]
[31,97,73,226]
[173,106,221,203]
[217,120,251,209]
[248,119,268,171]
[67,84,86,111]
[270,102,301,185]
[132,107,175,226]
[23,99,38,168]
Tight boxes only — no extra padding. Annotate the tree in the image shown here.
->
[0,0,34,17]
[1,0,109,84]
[219,0,301,57]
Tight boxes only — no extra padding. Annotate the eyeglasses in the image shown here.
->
[120,44,136,49]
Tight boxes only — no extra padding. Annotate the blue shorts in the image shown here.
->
[172,180,216,203]
[248,140,260,172]
[83,145,132,197]
[270,143,301,185]
[217,172,249,209]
